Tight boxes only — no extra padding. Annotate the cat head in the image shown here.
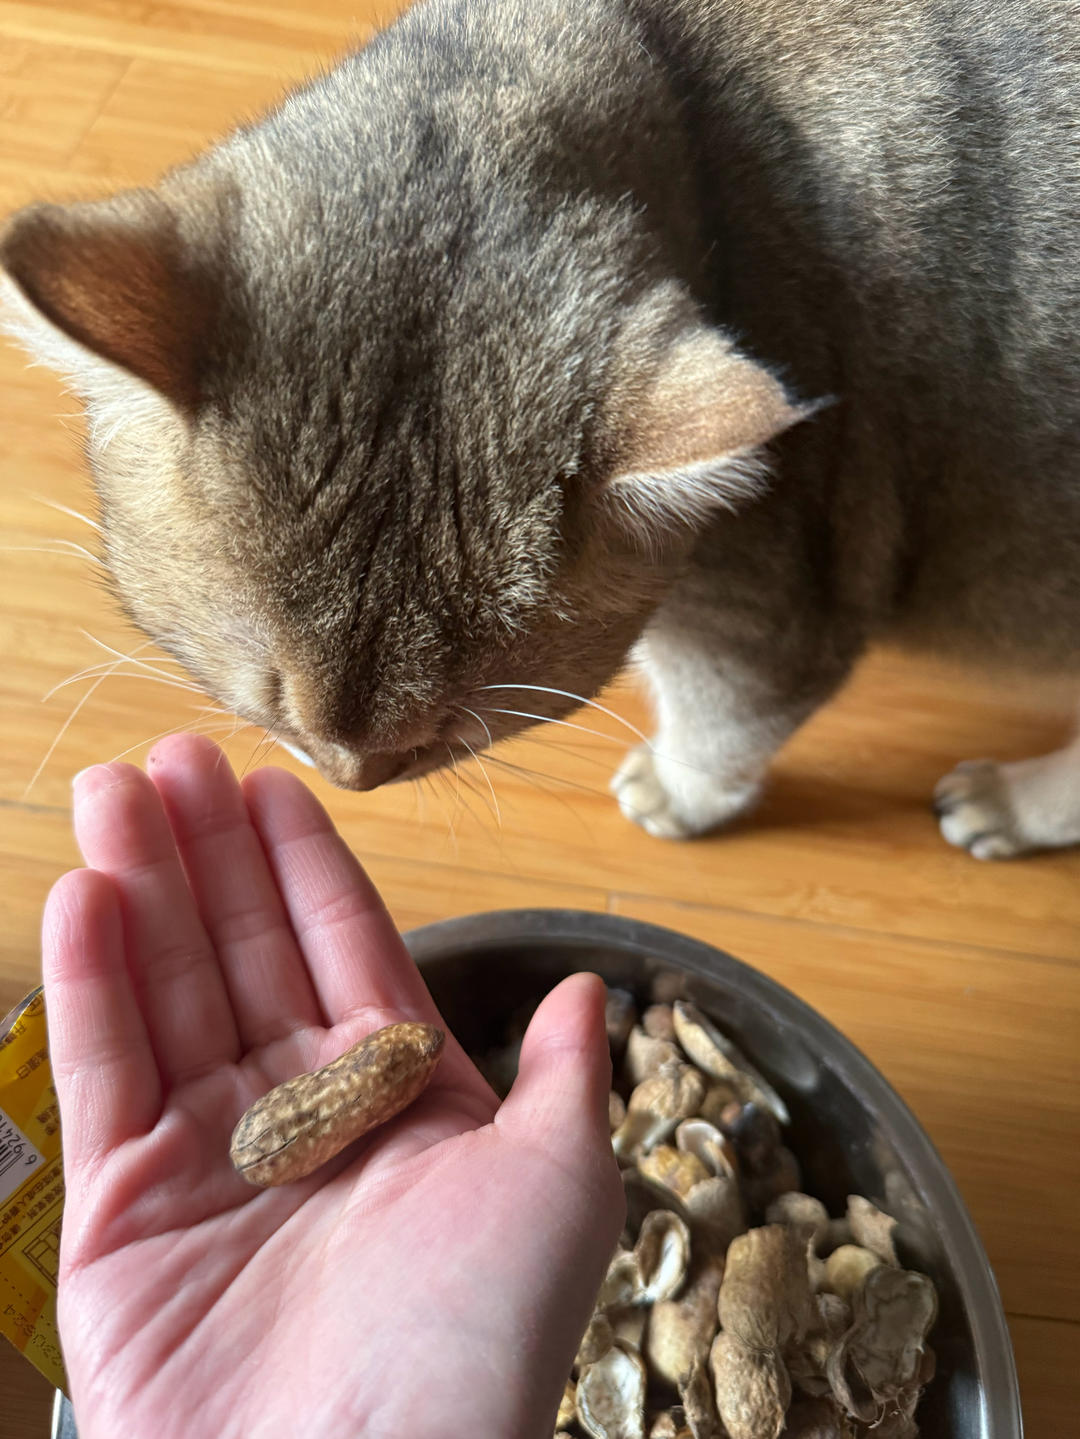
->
[0,142,806,791]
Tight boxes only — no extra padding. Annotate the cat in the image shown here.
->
[2,0,1079,859]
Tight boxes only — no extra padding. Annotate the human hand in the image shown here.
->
[43,734,623,1439]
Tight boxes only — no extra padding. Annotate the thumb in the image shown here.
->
[496,972,622,1199]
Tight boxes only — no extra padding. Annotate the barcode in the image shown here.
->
[0,1110,43,1206]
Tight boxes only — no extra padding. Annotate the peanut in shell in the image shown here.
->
[230,1021,445,1187]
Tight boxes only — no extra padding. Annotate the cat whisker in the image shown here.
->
[48,538,101,565]
[46,647,198,693]
[96,405,135,453]
[441,737,497,828]
[255,728,282,770]
[442,741,463,826]
[456,771,518,871]
[480,698,733,786]
[79,631,173,671]
[413,772,427,827]
[0,543,103,567]
[444,740,487,832]
[455,698,612,814]
[239,728,276,780]
[483,750,657,828]
[476,683,649,746]
[456,704,495,750]
[506,724,727,786]
[476,704,629,748]
[429,770,460,852]
[43,666,205,702]
[456,735,502,828]
[104,715,247,767]
[24,640,154,796]
[31,494,102,533]
[504,729,620,773]
[190,703,249,743]
[75,632,207,694]
[189,701,235,717]
[452,767,490,832]
[482,752,600,834]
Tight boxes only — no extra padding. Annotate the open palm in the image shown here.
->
[43,735,623,1439]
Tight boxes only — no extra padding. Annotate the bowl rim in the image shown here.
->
[404,905,1023,1439]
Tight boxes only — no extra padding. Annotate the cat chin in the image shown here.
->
[388,741,474,788]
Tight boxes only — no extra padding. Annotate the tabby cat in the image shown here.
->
[3,0,1079,857]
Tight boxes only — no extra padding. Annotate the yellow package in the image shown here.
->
[0,986,67,1393]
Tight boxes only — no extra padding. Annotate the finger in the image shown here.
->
[497,973,620,1176]
[42,869,161,1163]
[146,735,324,1047]
[495,972,625,1379]
[72,763,239,1083]
[242,766,440,1027]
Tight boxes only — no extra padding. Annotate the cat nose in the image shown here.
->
[278,676,415,789]
[308,744,409,791]
[353,750,410,790]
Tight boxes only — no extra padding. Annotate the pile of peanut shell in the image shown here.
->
[475,981,939,1439]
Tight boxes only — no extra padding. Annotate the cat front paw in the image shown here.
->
[611,746,696,839]
[610,744,760,840]
[933,760,1026,859]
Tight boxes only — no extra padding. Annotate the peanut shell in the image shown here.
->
[678,1354,719,1439]
[719,1224,813,1351]
[642,1003,678,1042]
[558,1379,579,1429]
[230,1021,445,1187]
[639,1144,711,1199]
[822,1245,880,1303]
[646,1254,725,1387]
[577,1312,617,1369]
[710,1331,791,1439]
[846,1195,900,1267]
[649,1412,691,1439]
[577,1342,648,1439]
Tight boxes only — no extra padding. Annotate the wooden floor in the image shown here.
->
[1,2,1077,1434]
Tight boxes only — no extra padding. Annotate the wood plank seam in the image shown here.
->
[59,54,134,166]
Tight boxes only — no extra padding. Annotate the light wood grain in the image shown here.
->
[1008,1315,1078,1439]
[1,1348,55,1439]
[1,2,1077,1435]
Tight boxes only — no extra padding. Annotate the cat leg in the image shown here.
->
[610,628,839,840]
[934,725,1080,858]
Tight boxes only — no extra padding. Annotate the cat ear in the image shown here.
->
[0,187,219,412]
[602,326,814,545]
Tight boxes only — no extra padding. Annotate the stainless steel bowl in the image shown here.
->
[404,907,1023,1439]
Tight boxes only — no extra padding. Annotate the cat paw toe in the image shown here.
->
[933,760,1026,859]
[610,746,695,839]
